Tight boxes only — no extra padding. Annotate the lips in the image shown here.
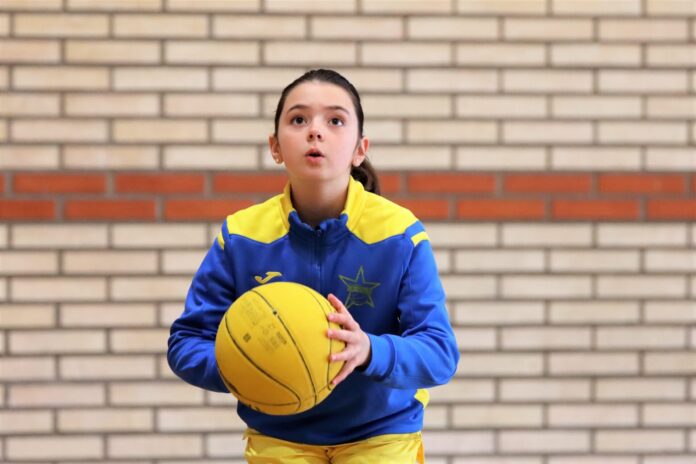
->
[305,148,324,158]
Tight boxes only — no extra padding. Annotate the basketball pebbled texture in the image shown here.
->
[215,282,346,415]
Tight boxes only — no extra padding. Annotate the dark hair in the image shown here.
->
[273,69,380,195]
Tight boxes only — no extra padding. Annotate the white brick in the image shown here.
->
[409,17,497,40]
[0,0,62,10]
[332,68,403,92]
[648,45,696,67]
[455,301,545,325]
[12,224,108,248]
[0,251,58,275]
[423,405,448,428]
[63,251,158,274]
[500,431,589,453]
[442,276,496,299]
[0,145,58,170]
[114,119,207,143]
[550,301,639,324]
[600,70,688,93]
[108,434,203,459]
[597,378,686,401]
[363,42,450,66]
[503,224,592,246]
[214,67,304,91]
[455,459,541,464]
[408,120,497,143]
[457,95,547,118]
[0,305,55,328]
[1,38,61,62]
[64,145,159,169]
[61,303,157,327]
[12,277,107,302]
[644,458,695,464]
[110,381,205,405]
[455,328,496,350]
[0,357,55,381]
[59,408,152,432]
[158,407,246,431]
[647,97,696,119]
[550,353,639,375]
[0,224,6,247]
[552,0,641,15]
[600,122,687,145]
[111,329,169,353]
[14,66,109,90]
[455,250,544,272]
[214,15,304,39]
[646,0,696,15]
[457,44,545,66]
[162,250,206,274]
[265,0,355,13]
[407,69,497,93]
[312,16,402,39]
[164,146,257,170]
[112,224,208,248]
[643,404,696,426]
[503,276,592,299]
[645,301,696,323]
[114,14,207,38]
[111,277,191,301]
[66,39,160,64]
[15,13,109,37]
[10,383,105,407]
[504,70,593,93]
[453,405,542,427]
[553,96,642,119]
[60,355,156,380]
[505,18,592,40]
[66,93,159,116]
[645,250,696,272]
[502,327,591,350]
[12,119,108,142]
[0,410,53,434]
[363,95,450,118]
[165,94,257,117]
[598,224,687,247]
[458,0,547,14]
[552,147,641,171]
[7,436,102,460]
[600,19,688,41]
[552,44,640,67]
[370,146,451,170]
[550,250,639,272]
[427,224,496,246]
[430,379,494,402]
[166,40,258,65]
[600,326,687,351]
[10,330,106,354]
[457,147,547,171]
[456,354,543,376]
[598,276,686,298]
[265,42,356,65]
[645,352,696,374]
[68,0,162,10]
[549,405,637,427]
[505,122,592,144]
[596,430,683,453]
[114,67,208,91]
[0,93,60,115]
[213,120,273,143]
[362,120,402,143]
[501,379,591,402]
[421,431,494,454]
[364,0,451,13]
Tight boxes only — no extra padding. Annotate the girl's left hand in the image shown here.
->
[325,293,372,386]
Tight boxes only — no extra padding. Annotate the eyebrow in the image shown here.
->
[286,104,350,115]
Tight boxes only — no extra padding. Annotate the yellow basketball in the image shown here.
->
[215,281,346,415]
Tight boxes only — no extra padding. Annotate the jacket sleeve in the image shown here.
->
[167,227,234,393]
[361,225,460,389]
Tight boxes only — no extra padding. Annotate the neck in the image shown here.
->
[290,178,350,228]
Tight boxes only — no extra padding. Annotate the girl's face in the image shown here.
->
[269,81,368,187]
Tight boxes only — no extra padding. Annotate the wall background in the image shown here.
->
[1,0,695,463]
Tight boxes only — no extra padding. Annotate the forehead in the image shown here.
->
[283,81,355,114]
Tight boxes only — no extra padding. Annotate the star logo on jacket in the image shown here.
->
[339,266,381,309]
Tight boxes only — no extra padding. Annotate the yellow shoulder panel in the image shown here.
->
[224,194,289,245]
[349,192,418,245]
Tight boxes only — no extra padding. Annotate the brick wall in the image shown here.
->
[1,0,695,462]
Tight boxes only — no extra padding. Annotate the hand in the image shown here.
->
[325,293,372,386]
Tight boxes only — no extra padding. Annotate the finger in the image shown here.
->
[327,313,358,330]
[332,362,357,386]
[327,293,348,314]
[326,327,357,344]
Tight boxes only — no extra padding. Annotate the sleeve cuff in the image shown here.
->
[361,334,395,379]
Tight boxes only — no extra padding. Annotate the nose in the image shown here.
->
[307,124,323,141]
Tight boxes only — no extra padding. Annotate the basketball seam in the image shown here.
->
[305,289,338,394]
[223,310,302,412]
[251,287,318,407]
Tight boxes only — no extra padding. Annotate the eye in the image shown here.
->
[291,116,305,125]
[329,117,344,126]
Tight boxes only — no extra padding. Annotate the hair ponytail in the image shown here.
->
[351,158,380,195]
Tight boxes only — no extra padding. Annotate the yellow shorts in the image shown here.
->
[243,428,425,464]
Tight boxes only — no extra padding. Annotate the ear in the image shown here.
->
[268,134,283,164]
[352,136,369,167]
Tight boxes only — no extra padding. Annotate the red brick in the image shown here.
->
[65,200,155,220]
[389,198,450,220]
[14,174,106,194]
[504,174,591,194]
[377,173,401,194]
[0,175,5,193]
[599,174,685,194]
[691,175,696,192]
[0,200,55,220]
[165,199,254,220]
[213,174,287,194]
[457,199,545,220]
[408,173,495,194]
[116,174,205,194]
[647,199,696,219]
[553,200,639,220]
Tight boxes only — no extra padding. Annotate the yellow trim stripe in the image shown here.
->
[414,388,429,408]
[411,231,429,247]
[216,232,225,250]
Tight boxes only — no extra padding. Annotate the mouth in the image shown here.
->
[305,148,325,158]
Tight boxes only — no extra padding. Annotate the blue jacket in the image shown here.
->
[168,177,459,445]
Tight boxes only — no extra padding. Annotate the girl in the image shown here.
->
[168,69,459,463]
